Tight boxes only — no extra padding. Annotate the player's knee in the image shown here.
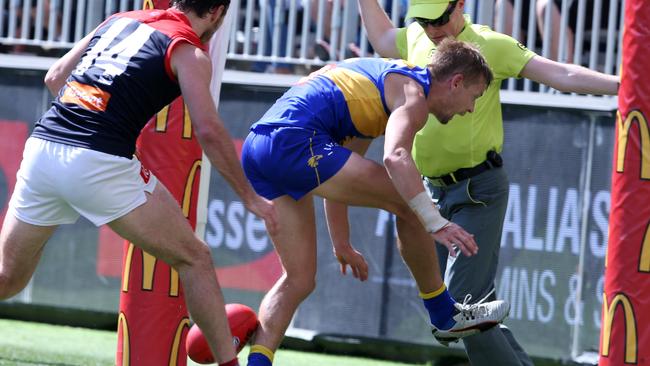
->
[0,271,24,300]
[0,273,8,299]
[168,238,213,270]
[285,272,316,299]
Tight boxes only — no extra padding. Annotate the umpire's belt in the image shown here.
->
[426,151,503,187]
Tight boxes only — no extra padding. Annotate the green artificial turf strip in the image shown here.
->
[0,318,115,365]
[0,319,423,366]
[221,348,421,366]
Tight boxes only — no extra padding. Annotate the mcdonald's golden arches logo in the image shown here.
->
[615,110,650,273]
[142,0,155,10]
[601,293,637,363]
[118,312,130,366]
[616,110,650,179]
[639,223,650,272]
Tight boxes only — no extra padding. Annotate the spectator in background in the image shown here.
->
[315,0,409,60]
[496,0,621,65]
[537,0,621,66]
[251,0,296,74]
[2,0,62,55]
[536,0,574,63]
[493,0,573,62]
[312,0,350,60]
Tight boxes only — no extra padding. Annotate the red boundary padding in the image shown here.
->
[599,1,650,364]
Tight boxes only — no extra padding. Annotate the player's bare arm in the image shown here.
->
[382,74,430,200]
[357,0,400,58]
[323,137,372,281]
[172,42,278,233]
[383,74,478,256]
[44,30,95,95]
[521,55,620,95]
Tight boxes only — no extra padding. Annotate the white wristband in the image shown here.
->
[408,191,449,233]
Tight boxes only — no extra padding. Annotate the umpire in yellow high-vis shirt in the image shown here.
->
[358,0,619,365]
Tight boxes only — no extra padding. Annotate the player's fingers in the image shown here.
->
[269,219,278,235]
[352,254,369,281]
[359,261,369,281]
[457,232,478,255]
[434,231,458,257]
[444,241,459,257]
[445,225,477,256]
[263,213,279,236]
[340,262,347,275]
[448,233,473,257]
[455,241,472,257]
[351,265,359,279]
[361,258,369,272]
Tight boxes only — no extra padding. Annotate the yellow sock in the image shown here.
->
[419,283,447,299]
[248,344,274,366]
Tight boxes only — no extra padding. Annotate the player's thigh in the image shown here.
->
[312,152,406,213]
[269,194,318,279]
[107,183,204,267]
[0,214,56,284]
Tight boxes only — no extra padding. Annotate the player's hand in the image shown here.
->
[333,244,369,281]
[430,222,478,257]
[246,196,278,236]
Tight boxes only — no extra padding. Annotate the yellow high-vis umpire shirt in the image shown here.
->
[396,15,537,177]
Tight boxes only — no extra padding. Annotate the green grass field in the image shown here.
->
[0,319,428,366]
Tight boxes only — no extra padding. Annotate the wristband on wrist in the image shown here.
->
[219,358,239,366]
[408,191,449,233]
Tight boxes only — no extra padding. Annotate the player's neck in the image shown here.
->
[427,82,445,109]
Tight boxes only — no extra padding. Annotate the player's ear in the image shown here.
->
[209,4,226,22]
[450,73,465,90]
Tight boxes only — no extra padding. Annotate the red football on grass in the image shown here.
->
[186,303,259,364]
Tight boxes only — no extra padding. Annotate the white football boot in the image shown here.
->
[432,290,510,347]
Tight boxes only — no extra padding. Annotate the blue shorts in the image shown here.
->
[241,126,352,200]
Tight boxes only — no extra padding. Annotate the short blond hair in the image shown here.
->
[428,38,493,87]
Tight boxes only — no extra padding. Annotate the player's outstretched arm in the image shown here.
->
[383,75,477,256]
[323,137,371,282]
[357,0,401,58]
[44,30,95,95]
[521,55,620,95]
[172,43,278,234]
[324,199,369,281]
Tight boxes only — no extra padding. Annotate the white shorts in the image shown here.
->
[8,137,157,226]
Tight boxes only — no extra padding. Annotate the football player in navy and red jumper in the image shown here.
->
[114,1,212,366]
[0,2,277,366]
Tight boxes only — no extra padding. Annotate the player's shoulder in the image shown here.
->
[172,42,210,64]
[384,71,428,112]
